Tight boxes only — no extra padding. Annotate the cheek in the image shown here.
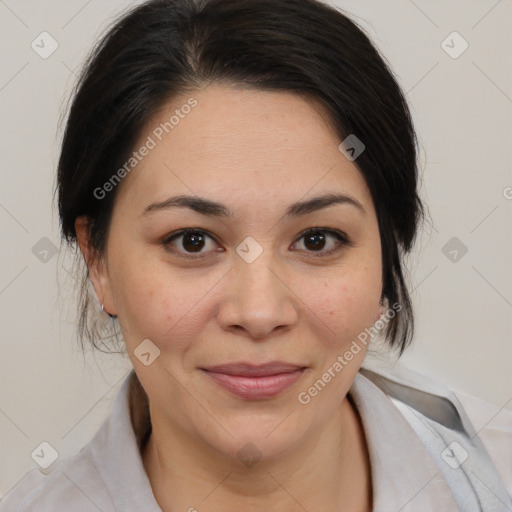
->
[298,263,381,343]
[110,258,218,351]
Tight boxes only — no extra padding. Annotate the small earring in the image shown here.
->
[101,303,117,319]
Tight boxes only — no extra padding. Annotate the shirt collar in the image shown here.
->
[349,371,460,511]
[90,370,161,511]
[91,369,460,511]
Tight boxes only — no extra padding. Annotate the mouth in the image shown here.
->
[200,362,307,400]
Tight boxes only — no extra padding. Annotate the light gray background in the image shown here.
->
[1,0,511,498]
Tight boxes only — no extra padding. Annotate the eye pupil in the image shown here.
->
[183,232,205,252]
[304,231,326,251]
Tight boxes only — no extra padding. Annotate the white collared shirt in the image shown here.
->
[1,366,510,511]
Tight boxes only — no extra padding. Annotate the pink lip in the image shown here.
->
[201,362,306,400]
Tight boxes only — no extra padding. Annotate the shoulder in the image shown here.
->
[0,370,157,512]
[450,387,512,498]
[0,444,115,512]
[360,355,512,501]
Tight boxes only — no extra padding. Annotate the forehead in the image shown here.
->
[114,84,373,215]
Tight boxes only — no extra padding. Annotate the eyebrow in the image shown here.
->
[141,192,365,218]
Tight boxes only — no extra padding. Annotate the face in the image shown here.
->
[79,84,383,464]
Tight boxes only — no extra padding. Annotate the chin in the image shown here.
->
[199,413,307,465]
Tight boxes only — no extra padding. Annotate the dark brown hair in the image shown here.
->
[57,0,425,362]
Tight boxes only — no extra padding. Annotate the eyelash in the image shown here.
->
[161,228,352,261]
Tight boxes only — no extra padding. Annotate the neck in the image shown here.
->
[141,394,372,512]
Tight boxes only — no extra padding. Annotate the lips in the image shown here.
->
[201,362,306,399]
[202,362,305,377]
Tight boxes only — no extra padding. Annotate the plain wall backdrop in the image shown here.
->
[1,0,511,498]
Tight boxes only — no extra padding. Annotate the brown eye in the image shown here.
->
[293,228,351,257]
[161,227,351,261]
[162,229,220,260]
[303,231,327,250]
[181,231,206,252]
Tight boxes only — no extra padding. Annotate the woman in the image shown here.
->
[1,0,510,510]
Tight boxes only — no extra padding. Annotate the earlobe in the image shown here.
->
[75,216,117,316]
[373,301,384,324]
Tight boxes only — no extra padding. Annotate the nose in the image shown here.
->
[216,249,299,340]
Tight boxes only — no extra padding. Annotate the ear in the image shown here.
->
[75,216,117,317]
[373,300,384,324]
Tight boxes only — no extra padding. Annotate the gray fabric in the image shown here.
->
[1,366,510,511]
[359,360,512,512]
